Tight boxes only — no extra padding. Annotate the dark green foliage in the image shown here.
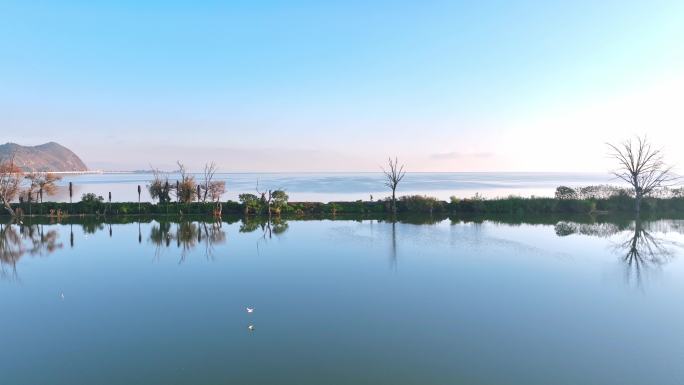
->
[239,193,260,214]
[286,201,386,215]
[271,219,289,234]
[555,186,578,200]
[81,193,104,203]
[449,196,595,214]
[397,195,444,213]
[77,193,105,214]
[577,185,628,199]
[271,190,289,211]
[6,185,684,218]
[239,218,260,232]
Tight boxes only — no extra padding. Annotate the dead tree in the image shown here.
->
[174,161,197,203]
[382,157,406,215]
[0,154,23,216]
[147,166,171,203]
[200,162,218,202]
[256,182,273,218]
[607,136,678,216]
[25,172,62,204]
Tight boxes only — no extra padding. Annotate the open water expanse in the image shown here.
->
[2,215,683,384]
[51,172,619,202]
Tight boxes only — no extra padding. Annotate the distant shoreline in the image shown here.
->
[37,170,104,175]
[78,170,615,175]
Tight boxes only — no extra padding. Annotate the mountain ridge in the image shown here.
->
[0,142,88,172]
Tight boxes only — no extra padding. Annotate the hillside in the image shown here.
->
[0,142,88,172]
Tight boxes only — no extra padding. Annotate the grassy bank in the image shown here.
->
[5,194,684,218]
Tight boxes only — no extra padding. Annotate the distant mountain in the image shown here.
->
[0,142,88,172]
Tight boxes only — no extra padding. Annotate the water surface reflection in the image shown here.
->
[554,217,684,286]
[3,215,684,385]
[0,223,62,279]
[149,220,228,261]
[2,215,684,283]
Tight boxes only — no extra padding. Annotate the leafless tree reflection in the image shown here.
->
[149,220,173,256]
[0,223,22,279]
[239,218,260,233]
[240,217,289,254]
[238,217,289,239]
[200,221,226,259]
[175,221,199,262]
[148,220,226,263]
[258,218,289,240]
[0,222,62,280]
[81,222,104,235]
[614,220,681,288]
[555,218,684,288]
[390,220,397,270]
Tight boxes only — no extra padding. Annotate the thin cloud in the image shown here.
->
[430,152,494,160]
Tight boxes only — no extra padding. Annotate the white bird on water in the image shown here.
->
[248,325,255,332]
[246,307,254,314]
[59,291,65,300]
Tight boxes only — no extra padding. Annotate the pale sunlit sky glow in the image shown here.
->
[2,0,684,172]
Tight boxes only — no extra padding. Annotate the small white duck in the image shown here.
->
[246,307,254,314]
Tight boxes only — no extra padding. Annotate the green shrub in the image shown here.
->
[555,186,578,200]
[239,193,261,214]
[81,193,104,203]
[398,195,444,213]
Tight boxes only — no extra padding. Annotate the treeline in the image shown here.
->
[554,185,684,200]
[7,190,684,218]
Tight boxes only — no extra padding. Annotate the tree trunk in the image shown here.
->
[635,194,642,218]
[2,201,15,216]
[391,188,397,214]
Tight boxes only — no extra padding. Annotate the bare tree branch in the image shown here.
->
[607,136,678,215]
[0,154,24,216]
[200,162,219,203]
[381,157,406,214]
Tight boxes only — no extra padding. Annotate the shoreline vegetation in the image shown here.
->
[3,190,684,219]
[1,136,681,219]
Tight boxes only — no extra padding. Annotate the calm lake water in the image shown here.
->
[52,172,618,202]
[1,215,683,385]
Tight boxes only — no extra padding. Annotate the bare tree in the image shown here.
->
[148,166,171,203]
[173,162,197,203]
[207,181,226,202]
[382,157,406,214]
[25,172,62,204]
[0,155,23,216]
[255,181,286,218]
[200,162,218,202]
[607,136,678,216]
[256,181,274,218]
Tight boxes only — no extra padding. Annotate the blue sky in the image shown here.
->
[2,1,684,171]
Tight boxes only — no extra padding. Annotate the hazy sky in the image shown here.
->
[2,1,683,172]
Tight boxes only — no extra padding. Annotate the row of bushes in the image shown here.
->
[7,194,684,217]
[556,185,684,200]
[11,200,242,216]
